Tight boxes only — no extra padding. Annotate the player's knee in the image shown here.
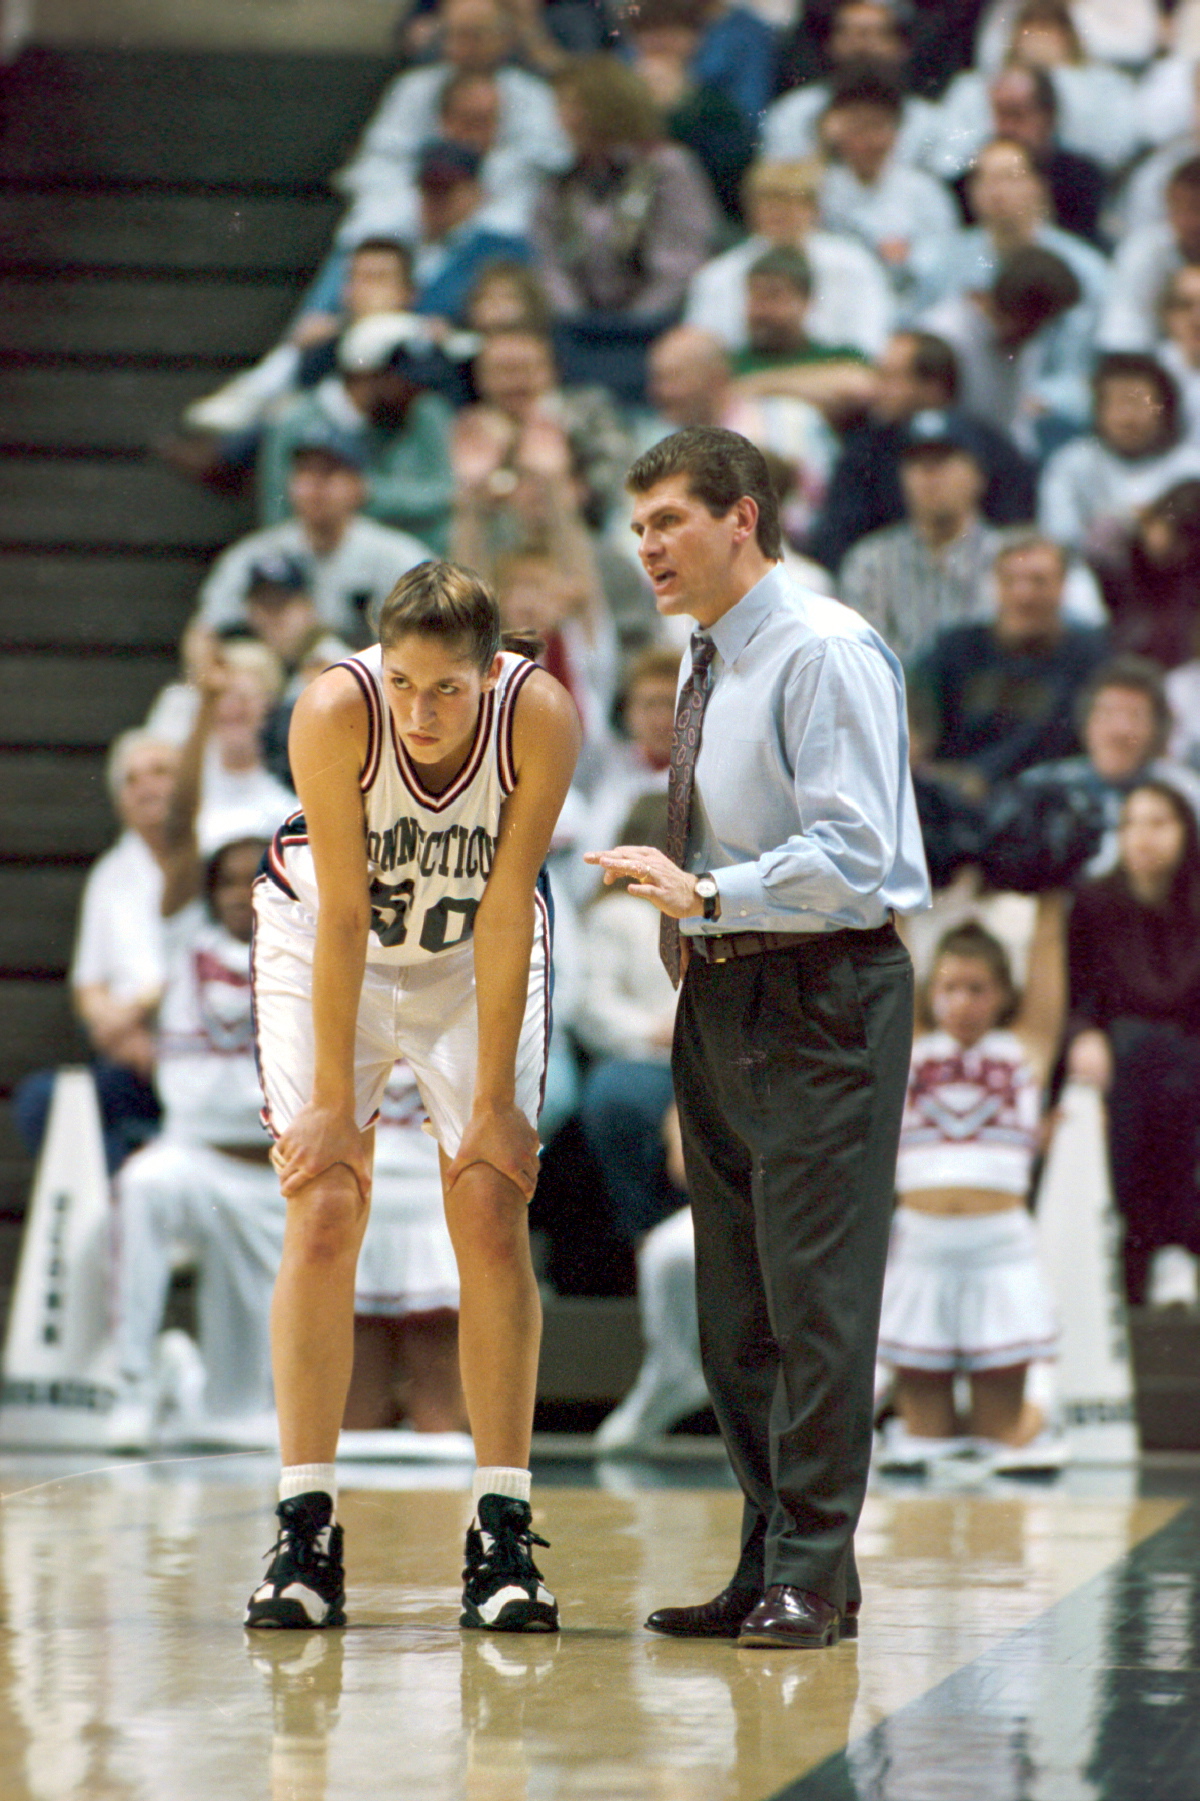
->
[446,1173,528,1273]
[287,1169,365,1265]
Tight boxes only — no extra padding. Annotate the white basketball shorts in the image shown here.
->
[250,878,552,1159]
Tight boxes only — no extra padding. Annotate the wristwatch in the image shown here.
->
[695,873,721,922]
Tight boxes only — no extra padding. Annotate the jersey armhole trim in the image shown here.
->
[335,657,381,792]
[498,656,537,795]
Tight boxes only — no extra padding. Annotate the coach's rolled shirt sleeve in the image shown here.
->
[685,568,930,935]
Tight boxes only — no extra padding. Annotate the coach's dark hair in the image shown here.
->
[625,427,782,559]
[377,559,539,668]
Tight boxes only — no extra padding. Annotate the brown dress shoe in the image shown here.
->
[737,1585,841,1648]
[645,1582,761,1639]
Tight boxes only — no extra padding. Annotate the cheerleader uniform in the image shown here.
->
[877,1028,1058,1373]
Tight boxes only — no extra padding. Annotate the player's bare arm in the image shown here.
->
[272,666,373,1202]
[446,669,581,1198]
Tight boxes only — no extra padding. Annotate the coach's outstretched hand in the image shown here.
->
[271,1102,372,1203]
[583,845,703,919]
[447,1101,541,1201]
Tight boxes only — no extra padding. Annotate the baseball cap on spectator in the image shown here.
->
[900,411,983,460]
[289,423,366,470]
[416,139,483,191]
[245,553,309,598]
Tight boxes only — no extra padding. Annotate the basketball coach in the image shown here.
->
[588,427,930,1648]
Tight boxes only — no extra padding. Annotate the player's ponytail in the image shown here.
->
[500,627,544,662]
[377,560,502,670]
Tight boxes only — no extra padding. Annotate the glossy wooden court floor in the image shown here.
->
[0,1453,1197,1799]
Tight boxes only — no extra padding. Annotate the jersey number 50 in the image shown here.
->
[369,877,480,953]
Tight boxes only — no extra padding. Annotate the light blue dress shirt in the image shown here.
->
[682,565,931,939]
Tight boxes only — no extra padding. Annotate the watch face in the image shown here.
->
[697,876,716,897]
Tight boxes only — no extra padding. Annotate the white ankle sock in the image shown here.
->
[472,1465,530,1522]
[279,1463,338,1513]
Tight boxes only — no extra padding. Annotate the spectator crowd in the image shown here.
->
[18,0,1200,1451]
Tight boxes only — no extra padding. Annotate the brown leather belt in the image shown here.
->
[687,916,897,965]
[687,930,802,963]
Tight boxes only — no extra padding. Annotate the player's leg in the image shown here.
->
[247,894,393,1628]
[402,920,556,1631]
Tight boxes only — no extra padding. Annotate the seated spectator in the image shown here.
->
[239,556,353,693]
[196,429,432,643]
[909,532,1108,797]
[578,645,678,902]
[335,65,553,247]
[921,244,1090,457]
[191,638,297,849]
[1100,156,1200,352]
[817,66,959,299]
[1157,265,1200,444]
[111,671,279,1443]
[975,63,1105,244]
[808,328,1037,572]
[762,0,942,169]
[728,244,876,428]
[575,793,684,1248]
[332,0,570,221]
[344,1061,467,1434]
[908,136,1109,329]
[638,325,837,545]
[455,327,633,529]
[1012,655,1200,879]
[933,0,1140,180]
[531,56,719,398]
[686,156,896,358]
[490,541,618,787]
[11,731,176,1172]
[840,412,997,661]
[1067,781,1200,1305]
[258,334,456,552]
[183,238,419,442]
[1089,480,1200,670]
[621,0,757,225]
[975,0,1158,73]
[463,259,553,335]
[1038,355,1200,559]
[400,139,533,327]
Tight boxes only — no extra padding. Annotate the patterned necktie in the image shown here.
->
[660,632,717,985]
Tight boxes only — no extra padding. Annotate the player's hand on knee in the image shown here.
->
[446,1103,541,1200]
[271,1103,371,1203]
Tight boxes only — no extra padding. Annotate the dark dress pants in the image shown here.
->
[672,923,913,1611]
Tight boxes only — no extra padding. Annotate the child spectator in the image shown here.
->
[1066,780,1200,1306]
[877,901,1065,1474]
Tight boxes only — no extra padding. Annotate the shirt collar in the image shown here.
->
[705,563,789,669]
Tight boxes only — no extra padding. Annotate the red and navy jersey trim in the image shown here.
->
[390,684,496,813]
[497,656,537,795]
[335,656,382,792]
[266,809,306,901]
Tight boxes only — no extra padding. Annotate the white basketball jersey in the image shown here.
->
[267,646,537,967]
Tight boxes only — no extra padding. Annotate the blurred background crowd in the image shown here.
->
[15,0,1200,1453]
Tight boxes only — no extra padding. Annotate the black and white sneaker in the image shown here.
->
[245,1492,346,1629]
[460,1495,559,1633]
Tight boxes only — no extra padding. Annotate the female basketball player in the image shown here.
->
[245,561,580,1632]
